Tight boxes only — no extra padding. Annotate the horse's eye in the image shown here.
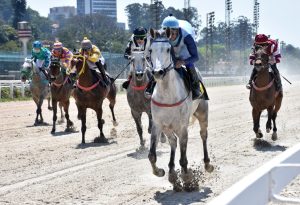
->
[149,49,152,53]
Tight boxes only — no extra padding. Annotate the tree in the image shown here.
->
[0,0,13,23]
[11,0,27,29]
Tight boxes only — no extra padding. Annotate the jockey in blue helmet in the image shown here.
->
[31,40,51,80]
[161,15,202,100]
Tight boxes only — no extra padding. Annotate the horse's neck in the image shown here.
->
[255,68,271,86]
[154,69,186,100]
[78,66,95,86]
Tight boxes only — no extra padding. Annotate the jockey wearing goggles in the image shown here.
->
[31,40,51,80]
[51,41,73,72]
[79,37,108,85]
[247,34,282,92]
[122,26,151,89]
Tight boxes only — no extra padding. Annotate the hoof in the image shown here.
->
[266,128,270,133]
[205,164,214,173]
[256,131,263,138]
[160,133,167,143]
[51,129,55,134]
[94,136,108,143]
[154,168,165,177]
[112,120,118,127]
[272,132,278,141]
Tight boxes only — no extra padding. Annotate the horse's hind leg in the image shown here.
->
[266,106,273,133]
[58,102,65,123]
[146,110,152,134]
[109,102,117,126]
[47,96,52,110]
[131,110,144,148]
[148,125,165,177]
[51,100,58,134]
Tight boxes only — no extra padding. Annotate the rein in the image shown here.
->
[72,54,87,77]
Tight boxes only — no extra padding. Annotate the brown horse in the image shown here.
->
[71,55,117,144]
[49,57,74,134]
[249,45,283,141]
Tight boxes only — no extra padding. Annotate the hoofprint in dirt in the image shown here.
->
[0,81,299,204]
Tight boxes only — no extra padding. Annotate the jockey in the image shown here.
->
[51,41,73,73]
[148,14,201,100]
[247,34,282,92]
[31,40,51,80]
[122,26,151,89]
[79,37,108,85]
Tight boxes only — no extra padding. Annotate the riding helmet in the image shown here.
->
[255,34,269,44]
[133,27,147,38]
[81,37,92,50]
[32,41,42,49]
[161,14,179,29]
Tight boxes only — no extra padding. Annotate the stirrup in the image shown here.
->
[246,83,252,89]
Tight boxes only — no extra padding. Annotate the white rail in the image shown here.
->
[208,143,300,205]
[0,76,248,99]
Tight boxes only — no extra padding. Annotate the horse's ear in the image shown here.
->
[166,28,171,38]
[150,28,156,39]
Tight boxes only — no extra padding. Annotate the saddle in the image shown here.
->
[174,67,209,100]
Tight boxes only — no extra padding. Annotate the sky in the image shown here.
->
[26,0,300,48]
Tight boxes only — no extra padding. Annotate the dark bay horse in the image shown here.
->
[126,51,153,149]
[147,29,213,191]
[71,55,117,144]
[20,58,52,125]
[49,57,74,134]
[249,45,283,140]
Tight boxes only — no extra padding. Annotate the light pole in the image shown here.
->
[17,21,32,57]
[207,12,215,74]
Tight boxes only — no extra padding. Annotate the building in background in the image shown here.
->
[48,6,76,22]
[77,0,116,20]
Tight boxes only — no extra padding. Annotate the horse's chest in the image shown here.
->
[127,92,150,112]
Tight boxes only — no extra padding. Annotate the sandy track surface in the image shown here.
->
[0,82,300,205]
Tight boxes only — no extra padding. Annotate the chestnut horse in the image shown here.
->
[49,57,74,134]
[249,45,283,140]
[71,55,117,144]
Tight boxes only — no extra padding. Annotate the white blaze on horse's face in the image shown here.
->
[130,51,146,81]
[150,39,172,80]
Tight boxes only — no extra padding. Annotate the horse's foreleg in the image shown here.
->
[64,100,73,132]
[147,111,152,134]
[51,100,57,134]
[94,106,108,143]
[252,109,262,138]
[271,95,283,141]
[78,107,87,144]
[59,103,65,123]
[266,106,273,133]
[148,125,165,177]
[131,110,144,147]
[38,97,44,124]
[178,128,188,174]
[168,134,181,191]
[47,96,52,110]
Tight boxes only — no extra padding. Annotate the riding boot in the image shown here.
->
[122,75,132,89]
[96,61,109,85]
[187,67,202,100]
[271,64,282,92]
[145,77,156,97]
[246,68,257,89]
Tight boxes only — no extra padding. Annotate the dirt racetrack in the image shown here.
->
[0,81,300,205]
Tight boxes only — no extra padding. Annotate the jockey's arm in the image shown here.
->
[87,46,101,63]
[124,41,132,60]
[43,49,51,68]
[183,34,199,65]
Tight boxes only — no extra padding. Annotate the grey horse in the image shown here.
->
[20,58,52,125]
[147,29,214,191]
[126,51,153,149]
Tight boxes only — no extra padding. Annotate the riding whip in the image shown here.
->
[111,61,131,83]
[281,74,292,84]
